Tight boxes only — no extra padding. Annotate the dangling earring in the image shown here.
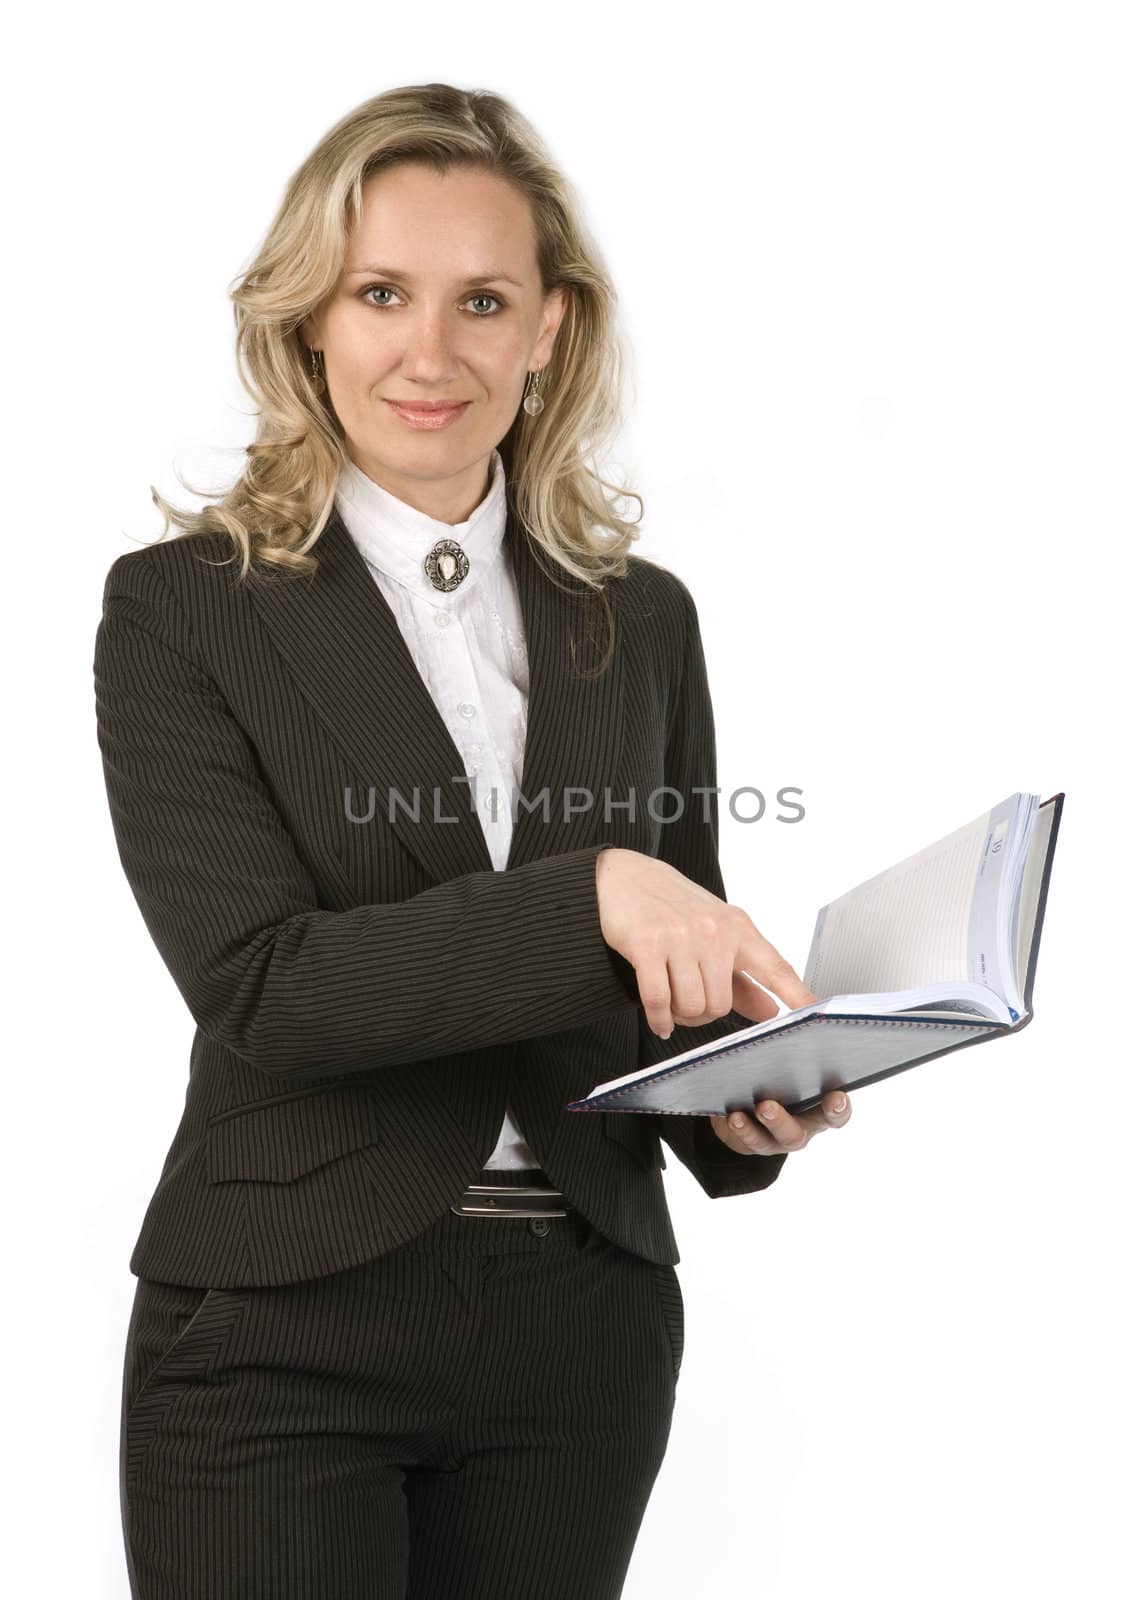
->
[522,368,545,416]
[309,346,326,396]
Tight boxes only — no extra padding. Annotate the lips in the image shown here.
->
[385,399,470,431]
[386,401,469,414]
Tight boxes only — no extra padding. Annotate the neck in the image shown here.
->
[345,450,495,525]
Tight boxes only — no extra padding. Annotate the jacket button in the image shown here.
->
[529,1217,551,1238]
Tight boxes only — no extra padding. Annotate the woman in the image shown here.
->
[95,82,851,1600]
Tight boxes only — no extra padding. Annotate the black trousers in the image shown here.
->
[119,1168,684,1599]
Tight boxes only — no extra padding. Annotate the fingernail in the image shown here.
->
[833,1095,847,1113]
[760,1103,778,1120]
[732,1114,747,1129]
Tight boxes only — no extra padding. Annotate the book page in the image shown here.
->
[1014,798,1057,1008]
[967,792,1035,1012]
[804,808,993,997]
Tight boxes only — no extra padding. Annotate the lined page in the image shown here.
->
[1014,799,1054,1007]
[805,808,993,997]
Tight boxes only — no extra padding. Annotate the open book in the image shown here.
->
[568,791,1064,1120]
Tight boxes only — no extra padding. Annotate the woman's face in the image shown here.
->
[304,162,568,517]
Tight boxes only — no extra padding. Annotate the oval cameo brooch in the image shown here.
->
[424,538,470,593]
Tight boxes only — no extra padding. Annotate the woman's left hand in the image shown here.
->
[708,1088,852,1155]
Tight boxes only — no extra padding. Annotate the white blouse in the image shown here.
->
[334,446,542,1171]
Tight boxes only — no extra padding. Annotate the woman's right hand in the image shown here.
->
[595,847,817,1040]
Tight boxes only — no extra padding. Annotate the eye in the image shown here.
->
[359,286,505,317]
[467,293,504,317]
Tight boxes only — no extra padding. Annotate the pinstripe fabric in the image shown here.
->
[121,1169,683,1599]
[93,493,787,1291]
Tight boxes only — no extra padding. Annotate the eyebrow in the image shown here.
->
[345,264,524,288]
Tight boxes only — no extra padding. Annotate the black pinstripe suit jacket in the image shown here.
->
[93,495,787,1288]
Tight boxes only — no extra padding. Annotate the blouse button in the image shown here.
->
[434,611,451,629]
[458,702,476,718]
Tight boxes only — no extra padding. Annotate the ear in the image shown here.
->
[531,284,570,368]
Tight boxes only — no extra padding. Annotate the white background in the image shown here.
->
[3,1,1137,1595]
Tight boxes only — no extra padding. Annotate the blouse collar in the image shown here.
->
[334,447,508,604]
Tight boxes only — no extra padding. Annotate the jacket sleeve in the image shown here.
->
[640,577,789,1198]
[93,549,641,1080]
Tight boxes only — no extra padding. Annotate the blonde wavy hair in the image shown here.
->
[154,82,645,663]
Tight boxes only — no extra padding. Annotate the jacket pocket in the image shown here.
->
[206,1085,381,1184]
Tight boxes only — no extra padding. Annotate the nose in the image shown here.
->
[398,306,462,382]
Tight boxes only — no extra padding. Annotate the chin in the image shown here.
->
[366,443,473,480]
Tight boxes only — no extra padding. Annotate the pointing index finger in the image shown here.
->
[738,933,818,1013]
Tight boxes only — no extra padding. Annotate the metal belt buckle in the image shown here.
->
[449,1183,569,1218]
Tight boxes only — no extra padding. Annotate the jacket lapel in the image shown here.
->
[246,495,625,888]
[503,504,625,871]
